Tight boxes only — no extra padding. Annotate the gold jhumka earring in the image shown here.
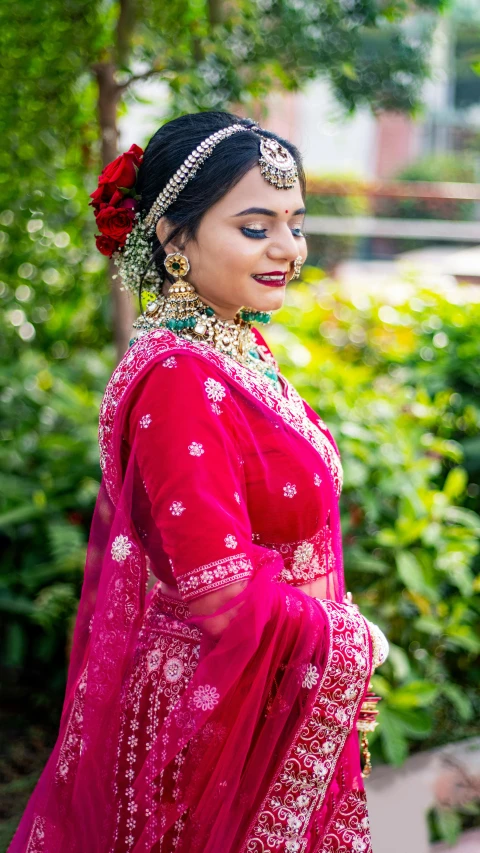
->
[139,251,210,333]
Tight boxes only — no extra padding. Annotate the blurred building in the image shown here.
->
[265,1,480,181]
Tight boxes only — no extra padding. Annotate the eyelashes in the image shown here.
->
[241,227,305,240]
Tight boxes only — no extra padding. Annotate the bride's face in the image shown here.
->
[157,164,307,320]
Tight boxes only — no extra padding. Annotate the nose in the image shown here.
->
[267,223,303,265]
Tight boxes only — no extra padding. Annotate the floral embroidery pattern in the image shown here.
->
[271,529,333,585]
[234,491,241,504]
[302,663,319,689]
[321,790,372,853]
[169,501,186,516]
[112,589,201,852]
[163,657,185,683]
[111,534,132,562]
[55,665,88,783]
[139,413,152,429]
[314,473,322,486]
[293,540,316,572]
[243,600,372,853]
[204,377,226,402]
[210,402,223,415]
[146,649,162,673]
[162,355,177,368]
[224,534,238,549]
[283,482,297,498]
[192,684,220,711]
[188,441,204,456]
[176,553,252,600]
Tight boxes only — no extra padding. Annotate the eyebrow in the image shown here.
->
[232,206,306,217]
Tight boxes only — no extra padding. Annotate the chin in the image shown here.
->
[247,291,285,313]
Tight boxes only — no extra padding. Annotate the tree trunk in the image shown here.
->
[95,61,136,363]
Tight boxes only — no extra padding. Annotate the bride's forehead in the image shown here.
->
[213,167,304,215]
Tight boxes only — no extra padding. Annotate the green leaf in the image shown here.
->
[387,707,432,739]
[443,467,468,499]
[434,808,462,845]
[379,706,409,765]
[388,681,439,709]
[440,683,474,722]
[395,552,434,598]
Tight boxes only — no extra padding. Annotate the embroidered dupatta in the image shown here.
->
[9,329,373,853]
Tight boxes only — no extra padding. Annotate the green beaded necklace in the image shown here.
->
[130,291,282,393]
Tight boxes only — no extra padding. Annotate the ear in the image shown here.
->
[155,217,184,254]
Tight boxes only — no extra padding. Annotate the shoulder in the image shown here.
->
[122,333,238,433]
[105,329,229,407]
[130,332,233,396]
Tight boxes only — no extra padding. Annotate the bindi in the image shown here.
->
[285,209,289,213]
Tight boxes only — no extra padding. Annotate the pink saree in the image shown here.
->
[9,327,374,853]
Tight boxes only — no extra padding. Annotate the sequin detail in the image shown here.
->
[139,414,152,429]
[162,355,177,368]
[204,377,226,402]
[321,790,372,853]
[163,657,185,684]
[268,529,334,585]
[169,501,186,516]
[111,534,132,562]
[188,441,204,456]
[224,534,238,549]
[176,553,253,600]
[302,663,319,689]
[283,482,297,498]
[25,815,46,853]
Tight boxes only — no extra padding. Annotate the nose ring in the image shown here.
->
[291,255,303,280]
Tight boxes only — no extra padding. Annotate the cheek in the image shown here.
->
[223,232,266,272]
[193,226,266,279]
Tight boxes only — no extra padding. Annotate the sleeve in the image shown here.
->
[127,353,254,604]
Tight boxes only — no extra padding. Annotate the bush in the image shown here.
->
[0,186,113,717]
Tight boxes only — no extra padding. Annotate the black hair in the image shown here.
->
[135,110,306,303]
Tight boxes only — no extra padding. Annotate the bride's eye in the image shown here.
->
[241,226,267,239]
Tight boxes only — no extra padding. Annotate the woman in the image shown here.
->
[10,112,387,853]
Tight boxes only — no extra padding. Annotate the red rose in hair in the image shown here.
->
[97,144,143,192]
[90,184,125,211]
[95,234,120,257]
[91,144,143,255]
[95,198,136,246]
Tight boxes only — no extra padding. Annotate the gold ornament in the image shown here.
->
[164,252,190,279]
[132,289,282,392]
[258,137,298,189]
[291,255,303,280]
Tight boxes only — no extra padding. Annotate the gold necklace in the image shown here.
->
[131,288,282,391]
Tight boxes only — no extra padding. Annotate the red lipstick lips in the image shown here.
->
[252,271,287,288]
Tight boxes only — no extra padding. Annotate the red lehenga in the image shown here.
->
[10,327,375,853]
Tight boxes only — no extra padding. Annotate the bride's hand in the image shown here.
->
[343,591,360,612]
